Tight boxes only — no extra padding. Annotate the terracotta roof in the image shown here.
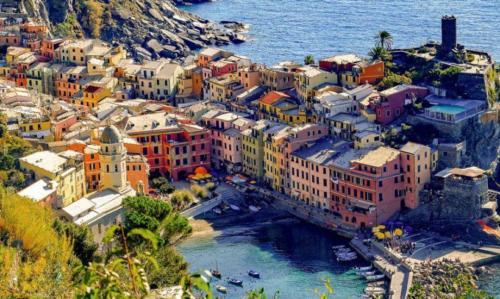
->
[84,85,103,93]
[259,91,290,105]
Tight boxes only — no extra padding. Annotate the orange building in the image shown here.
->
[40,39,64,60]
[126,155,150,194]
[239,64,261,90]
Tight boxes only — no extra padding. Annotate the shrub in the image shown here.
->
[170,190,194,210]
[191,184,208,199]
[123,196,172,232]
[205,182,216,191]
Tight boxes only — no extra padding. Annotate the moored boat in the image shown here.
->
[358,270,376,277]
[354,265,373,272]
[215,285,227,293]
[365,274,385,282]
[210,269,221,279]
[249,205,260,212]
[248,270,260,278]
[228,278,243,286]
[230,204,241,211]
[332,245,346,250]
[212,207,222,215]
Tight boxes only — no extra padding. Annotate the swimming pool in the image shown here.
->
[428,105,466,115]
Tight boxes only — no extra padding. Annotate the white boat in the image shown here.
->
[335,249,354,255]
[359,271,377,277]
[332,245,346,250]
[365,286,386,293]
[204,270,213,278]
[249,205,260,212]
[212,208,222,215]
[337,255,357,262]
[365,274,385,282]
[215,285,227,294]
[230,204,241,211]
[367,281,385,287]
[354,265,373,272]
[337,252,357,258]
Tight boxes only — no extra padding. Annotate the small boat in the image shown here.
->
[230,204,241,211]
[367,281,385,287]
[336,252,357,258]
[335,249,354,255]
[215,285,227,293]
[212,208,222,215]
[204,270,213,278]
[354,265,373,272]
[210,269,221,279]
[365,274,385,282]
[228,278,243,287]
[248,270,260,278]
[359,271,377,277]
[365,286,386,295]
[337,256,357,262]
[211,261,221,279]
[332,245,346,250]
[249,205,260,212]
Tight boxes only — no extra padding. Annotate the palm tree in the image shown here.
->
[304,55,314,65]
[369,46,391,62]
[375,31,393,50]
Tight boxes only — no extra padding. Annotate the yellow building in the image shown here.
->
[19,150,86,207]
[18,115,53,140]
[263,125,290,191]
[257,91,310,125]
[295,66,338,102]
[83,85,112,109]
[5,47,31,64]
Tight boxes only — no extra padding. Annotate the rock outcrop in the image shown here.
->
[18,0,245,61]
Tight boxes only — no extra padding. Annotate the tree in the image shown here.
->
[378,71,412,90]
[304,55,315,65]
[52,219,97,265]
[123,195,172,232]
[375,30,393,50]
[369,46,392,62]
[151,176,175,194]
[170,190,195,211]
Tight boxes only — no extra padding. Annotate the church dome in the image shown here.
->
[100,125,122,144]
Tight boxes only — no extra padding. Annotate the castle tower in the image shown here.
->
[99,125,128,192]
[441,15,457,52]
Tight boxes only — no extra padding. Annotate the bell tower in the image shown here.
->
[99,125,127,192]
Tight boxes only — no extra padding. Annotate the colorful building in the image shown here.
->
[319,54,384,87]
[400,142,432,209]
[125,112,210,180]
[83,85,112,109]
[241,120,276,182]
[295,66,338,103]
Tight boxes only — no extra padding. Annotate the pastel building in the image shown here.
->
[20,150,86,207]
[264,123,328,193]
[400,142,432,209]
[330,147,404,228]
[125,112,210,180]
[295,66,338,103]
[241,120,276,182]
[366,84,428,124]
[290,138,350,209]
[319,54,385,87]
[260,61,299,91]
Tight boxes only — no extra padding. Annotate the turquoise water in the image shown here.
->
[181,0,500,65]
[178,218,367,298]
[428,104,465,114]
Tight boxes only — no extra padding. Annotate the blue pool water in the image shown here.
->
[428,104,466,114]
[178,218,368,298]
[181,0,500,65]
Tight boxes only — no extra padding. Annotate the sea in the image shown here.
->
[178,217,368,298]
[178,1,499,297]
[181,0,500,65]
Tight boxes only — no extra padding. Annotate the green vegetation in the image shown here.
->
[375,31,393,50]
[304,55,315,65]
[0,187,74,298]
[369,46,392,62]
[191,184,209,199]
[384,123,439,147]
[52,219,97,265]
[205,182,216,191]
[170,190,195,211]
[0,114,34,190]
[151,176,176,194]
[53,13,82,38]
[378,71,412,90]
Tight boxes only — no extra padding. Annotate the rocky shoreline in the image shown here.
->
[20,0,247,62]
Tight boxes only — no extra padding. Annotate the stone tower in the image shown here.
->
[100,125,128,192]
[441,15,457,52]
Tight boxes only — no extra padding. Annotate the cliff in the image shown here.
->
[18,0,244,61]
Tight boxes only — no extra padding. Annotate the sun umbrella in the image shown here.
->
[394,228,403,236]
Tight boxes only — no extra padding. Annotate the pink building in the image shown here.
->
[52,112,77,141]
[368,85,428,124]
[400,142,432,209]
[290,138,350,209]
[331,147,405,228]
[201,111,254,171]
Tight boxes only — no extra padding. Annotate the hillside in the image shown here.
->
[18,0,244,61]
